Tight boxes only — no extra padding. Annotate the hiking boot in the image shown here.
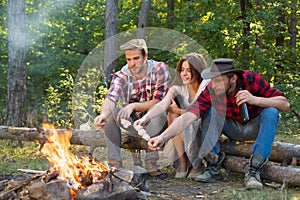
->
[245,154,268,190]
[195,152,225,183]
[145,159,168,180]
[108,159,122,169]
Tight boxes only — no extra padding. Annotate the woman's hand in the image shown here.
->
[147,135,165,151]
[168,99,180,115]
[134,115,148,127]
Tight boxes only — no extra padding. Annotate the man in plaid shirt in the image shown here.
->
[94,39,170,178]
[147,58,290,189]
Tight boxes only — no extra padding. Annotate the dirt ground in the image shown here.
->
[146,170,300,200]
[92,147,300,200]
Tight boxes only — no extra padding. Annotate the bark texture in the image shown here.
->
[6,0,27,126]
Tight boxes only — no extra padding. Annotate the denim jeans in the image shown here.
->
[201,106,279,159]
[104,107,167,162]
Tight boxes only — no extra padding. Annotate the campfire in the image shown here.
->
[0,124,150,200]
[40,123,109,197]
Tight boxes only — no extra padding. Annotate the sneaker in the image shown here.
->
[145,159,168,180]
[194,166,222,183]
[245,172,263,189]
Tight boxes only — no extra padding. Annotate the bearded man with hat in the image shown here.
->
[147,58,290,189]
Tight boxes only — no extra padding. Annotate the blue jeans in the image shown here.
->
[201,107,279,159]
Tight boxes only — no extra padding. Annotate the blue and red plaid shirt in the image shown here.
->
[189,70,286,124]
[106,60,170,105]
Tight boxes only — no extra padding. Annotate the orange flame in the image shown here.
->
[40,123,108,197]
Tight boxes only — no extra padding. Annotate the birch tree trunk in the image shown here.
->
[6,0,27,126]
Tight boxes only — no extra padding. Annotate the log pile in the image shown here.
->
[0,126,300,187]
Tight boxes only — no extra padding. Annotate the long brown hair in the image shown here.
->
[172,53,207,86]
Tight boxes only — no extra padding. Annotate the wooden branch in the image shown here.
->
[223,155,300,187]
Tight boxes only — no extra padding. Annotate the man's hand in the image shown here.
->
[94,115,106,130]
[147,135,165,151]
[117,104,134,120]
[236,90,257,106]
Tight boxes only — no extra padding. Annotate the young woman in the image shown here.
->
[134,53,210,178]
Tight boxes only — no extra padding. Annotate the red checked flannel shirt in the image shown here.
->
[189,70,286,124]
[106,60,170,106]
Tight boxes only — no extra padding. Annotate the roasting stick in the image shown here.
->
[17,169,47,174]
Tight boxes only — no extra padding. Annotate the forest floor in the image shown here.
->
[92,147,300,200]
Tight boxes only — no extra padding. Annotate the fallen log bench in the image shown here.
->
[223,155,300,187]
[0,126,299,166]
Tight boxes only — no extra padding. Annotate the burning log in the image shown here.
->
[223,155,300,187]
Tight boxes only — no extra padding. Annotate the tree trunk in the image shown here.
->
[275,7,285,47]
[137,0,151,39]
[166,0,174,29]
[239,0,251,51]
[289,0,297,48]
[6,0,27,126]
[223,155,300,187]
[104,0,118,84]
[254,1,263,49]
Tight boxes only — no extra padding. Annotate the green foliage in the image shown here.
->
[42,67,108,128]
[0,0,298,135]
[42,69,74,128]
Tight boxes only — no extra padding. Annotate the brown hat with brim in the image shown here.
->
[201,58,244,79]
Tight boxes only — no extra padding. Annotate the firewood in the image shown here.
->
[0,180,8,191]
[43,171,59,183]
[0,173,44,199]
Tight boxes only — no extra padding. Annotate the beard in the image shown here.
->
[226,82,236,96]
[130,61,147,76]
